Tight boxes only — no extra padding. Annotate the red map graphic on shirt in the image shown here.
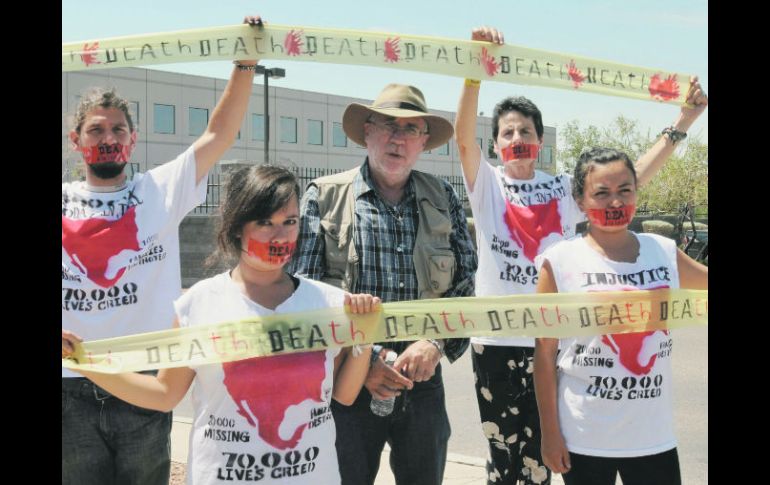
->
[599,286,669,375]
[61,206,140,288]
[601,332,666,375]
[503,198,563,262]
[223,351,327,450]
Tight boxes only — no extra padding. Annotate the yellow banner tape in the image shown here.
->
[62,24,690,105]
[63,289,707,373]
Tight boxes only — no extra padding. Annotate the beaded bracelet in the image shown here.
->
[660,126,687,144]
[351,343,373,357]
[233,61,258,72]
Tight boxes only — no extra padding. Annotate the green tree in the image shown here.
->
[637,137,708,214]
[556,116,707,214]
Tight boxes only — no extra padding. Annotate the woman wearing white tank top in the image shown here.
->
[533,147,707,485]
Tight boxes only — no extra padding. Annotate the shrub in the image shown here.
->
[641,220,675,239]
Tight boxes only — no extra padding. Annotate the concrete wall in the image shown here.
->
[179,215,225,288]
[179,162,252,287]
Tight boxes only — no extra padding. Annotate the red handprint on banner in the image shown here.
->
[481,47,500,77]
[81,42,101,67]
[648,74,680,101]
[566,60,585,89]
[384,37,401,63]
[284,30,304,56]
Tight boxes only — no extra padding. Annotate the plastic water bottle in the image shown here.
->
[370,351,398,416]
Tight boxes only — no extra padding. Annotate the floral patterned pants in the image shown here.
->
[472,344,550,485]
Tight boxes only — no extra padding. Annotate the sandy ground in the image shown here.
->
[170,461,186,485]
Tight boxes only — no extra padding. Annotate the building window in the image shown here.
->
[308,120,323,146]
[188,107,208,136]
[476,137,483,150]
[437,142,449,155]
[128,101,140,131]
[251,114,265,141]
[540,146,553,165]
[332,122,347,147]
[487,138,497,159]
[153,104,175,134]
[281,117,297,143]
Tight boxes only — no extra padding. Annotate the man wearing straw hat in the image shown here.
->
[289,83,478,485]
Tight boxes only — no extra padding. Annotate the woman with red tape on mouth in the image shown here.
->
[533,147,707,485]
[63,165,383,485]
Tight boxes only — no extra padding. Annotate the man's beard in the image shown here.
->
[89,161,127,180]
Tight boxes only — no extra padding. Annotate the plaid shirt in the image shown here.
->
[288,160,477,362]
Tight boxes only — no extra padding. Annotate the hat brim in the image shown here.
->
[342,104,454,151]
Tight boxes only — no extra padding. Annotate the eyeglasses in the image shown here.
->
[367,118,429,139]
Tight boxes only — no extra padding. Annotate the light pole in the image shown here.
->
[255,65,286,164]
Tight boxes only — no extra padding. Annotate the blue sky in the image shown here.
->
[63,0,708,146]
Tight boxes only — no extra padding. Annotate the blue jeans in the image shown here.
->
[61,377,172,485]
[332,363,451,485]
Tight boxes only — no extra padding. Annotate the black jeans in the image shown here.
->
[562,448,681,485]
[332,364,451,485]
[61,377,172,485]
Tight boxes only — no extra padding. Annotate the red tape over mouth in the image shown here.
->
[79,143,132,165]
[247,239,297,265]
[587,205,635,226]
[500,143,540,162]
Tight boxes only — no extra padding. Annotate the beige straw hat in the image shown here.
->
[342,83,454,151]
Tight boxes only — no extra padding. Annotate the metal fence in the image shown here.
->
[635,203,708,219]
[192,166,469,215]
[192,169,223,215]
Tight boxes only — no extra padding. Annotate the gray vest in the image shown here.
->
[312,167,456,299]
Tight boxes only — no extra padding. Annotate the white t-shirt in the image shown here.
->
[176,273,344,485]
[466,152,585,347]
[535,233,679,457]
[61,146,207,378]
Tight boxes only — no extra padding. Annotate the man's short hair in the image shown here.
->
[72,87,135,134]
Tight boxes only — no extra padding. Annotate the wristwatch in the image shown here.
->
[661,126,687,144]
[427,339,445,358]
[369,344,384,367]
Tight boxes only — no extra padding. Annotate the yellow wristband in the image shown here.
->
[465,78,481,87]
